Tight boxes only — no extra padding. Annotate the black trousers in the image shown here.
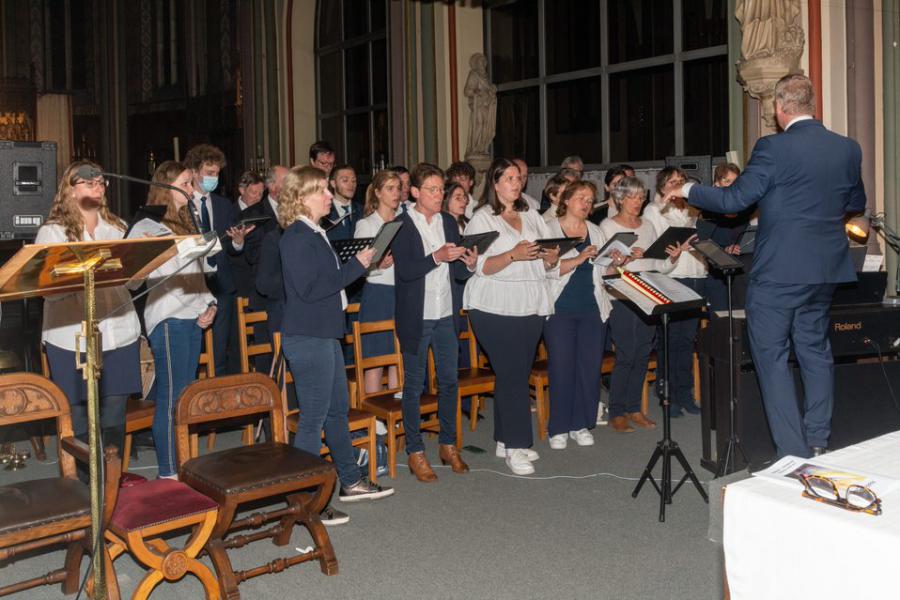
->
[468,310,544,449]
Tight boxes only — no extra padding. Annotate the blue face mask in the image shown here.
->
[200,176,219,194]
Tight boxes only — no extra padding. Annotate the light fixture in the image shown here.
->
[846,210,900,304]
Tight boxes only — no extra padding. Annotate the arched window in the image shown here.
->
[316,0,389,175]
[486,0,728,166]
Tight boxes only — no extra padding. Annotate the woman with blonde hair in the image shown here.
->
[37,160,142,476]
[127,160,217,479]
[354,169,402,393]
[279,165,393,510]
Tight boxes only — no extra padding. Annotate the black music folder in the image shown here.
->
[460,231,500,254]
[643,226,697,259]
[331,221,402,263]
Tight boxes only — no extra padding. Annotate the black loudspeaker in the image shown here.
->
[0,140,57,239]
[700,357,900,472]
[665,155,712,186]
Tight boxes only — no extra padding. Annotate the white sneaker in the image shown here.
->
[505,449,535,475]
[549,434,568,450]
[496,441,540,461]
[569,429,595,446]
[596,401,609,426]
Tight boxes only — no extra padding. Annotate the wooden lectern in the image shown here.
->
[0,235,203,598]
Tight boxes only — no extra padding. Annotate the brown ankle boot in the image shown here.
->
[439,444,469,473]
[407,451,437,482]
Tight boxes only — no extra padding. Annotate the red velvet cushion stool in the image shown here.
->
[106,478,220,600]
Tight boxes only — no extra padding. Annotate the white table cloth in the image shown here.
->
[724,430,900,600]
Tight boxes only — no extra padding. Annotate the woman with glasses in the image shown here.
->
[644,167,706,418]
[599,177,686,433]
[464,157,559,475]
[127,160,217,479]
[36,160,142,477]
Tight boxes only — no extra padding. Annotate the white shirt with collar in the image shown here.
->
[300,215,348,310]
[597,217,676,277]
[126,218,216,336]
[522,192,540,212]
[463,206,556,317]
[407,208,452,320]
[354,211,395,286]
[237,197,248,211]
[332,197,354,220]
[36,218,142,352]
[267,194,278,216]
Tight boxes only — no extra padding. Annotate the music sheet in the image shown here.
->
[605,271,704,316]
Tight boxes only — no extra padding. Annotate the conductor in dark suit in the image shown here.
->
[667,75,867,458]
[392,163,477,482]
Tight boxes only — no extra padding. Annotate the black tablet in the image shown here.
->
[238,215,272,228]
[643,227,697,259]
[370,221,403,264]
[690,238,743,271]
[460,231,500,254]
[535,237,584,256]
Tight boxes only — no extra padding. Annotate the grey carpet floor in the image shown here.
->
[2,395,726,600]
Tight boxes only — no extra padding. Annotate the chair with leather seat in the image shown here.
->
[174,373,338,600]
[0,372,122,598]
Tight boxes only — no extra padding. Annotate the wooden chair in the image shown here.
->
[427,312,495,446]
[528,342,551,440]
[352,319,440,479]
[236,296,270,373]
[272,332,379,483]
[105,477,220,600]
[191,328,254,458]
[342,303,361,408]
[0,373,122,598]
[175,373,338,599]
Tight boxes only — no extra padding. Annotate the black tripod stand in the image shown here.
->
[714,267,749,475]
[689,239,750,475]
[632,313,709,522]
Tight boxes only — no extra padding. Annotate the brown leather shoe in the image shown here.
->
[439,444,469,473]
[407,451,437,482]
[626,412,657,430]
[610,416,635,433]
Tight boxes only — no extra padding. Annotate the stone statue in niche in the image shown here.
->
[736,0,805,129]
[463,53,496,181]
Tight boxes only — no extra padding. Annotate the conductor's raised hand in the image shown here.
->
[355,246,376,268]
[510,240,541,261]
[461,246,478,269]
[433,243,467,263]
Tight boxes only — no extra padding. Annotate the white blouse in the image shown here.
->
[597,217,676,276]
[463,206,556,317]
[127,219,215,336]
[36,219,142,352]
[642,199,707,279]
[545,219,613,322]
[354,211,395,286]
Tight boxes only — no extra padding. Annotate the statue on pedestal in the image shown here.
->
[463,53,496,183]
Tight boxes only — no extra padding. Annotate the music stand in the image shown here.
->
[689,239,749,476]
[604,270,709,522]
[0,235,194,598]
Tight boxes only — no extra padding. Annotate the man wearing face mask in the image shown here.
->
[184,143,253,375]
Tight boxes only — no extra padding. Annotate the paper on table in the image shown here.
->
[753,455,900,498]
[863,254,884,272]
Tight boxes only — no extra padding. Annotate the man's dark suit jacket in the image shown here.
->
[688,119,867,285]
[392,210,473,354]
[324,200,364,241]
[231,198,279,302]
[204,192,241,295]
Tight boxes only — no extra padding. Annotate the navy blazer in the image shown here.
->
[324,200,364,241]
[280,220,366,339]
[392,210,473,354]
[256,227,285,333]
[231,199,279,302]
[203,192,241,295]
[688,119,866,285]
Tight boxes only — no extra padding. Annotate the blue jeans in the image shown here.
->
[281,334,361,488]
[401,317,458,454]
[148,318,202,478]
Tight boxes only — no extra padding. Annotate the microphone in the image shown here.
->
[75,165,203,233]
